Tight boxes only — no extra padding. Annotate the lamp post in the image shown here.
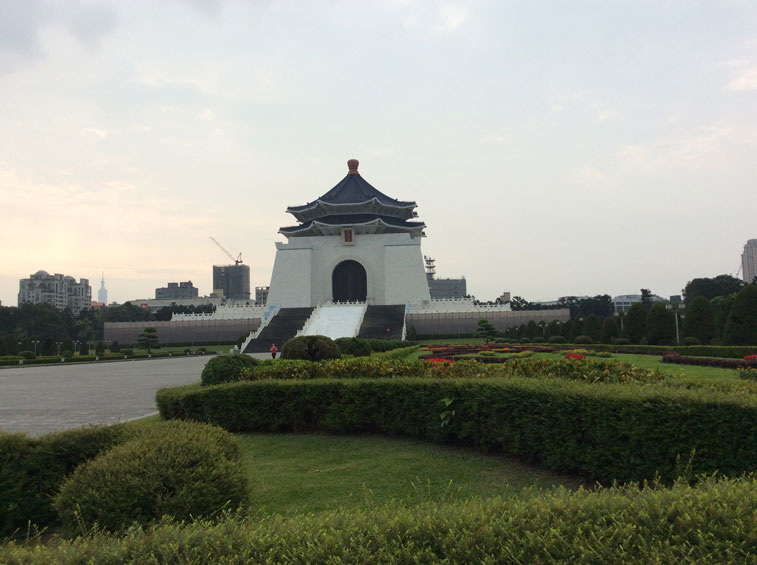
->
[31,340,39,355]
[666,304,685,346]
[614,311,624,335]
[74,341,79,356]
[56,341,62,356]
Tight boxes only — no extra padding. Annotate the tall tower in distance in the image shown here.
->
[98,273,108,304]
[742,239,757,284]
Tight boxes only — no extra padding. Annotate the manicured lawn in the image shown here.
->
[239,433,584,516]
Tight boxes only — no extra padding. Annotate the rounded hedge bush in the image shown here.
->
[574,335,593,345]
[548,336,566,344]
[614,337,631,345]
[683,336,702,346]
[281,335,341,362]
[201,354,260,386]
[335,337,372,357]
[53,421,248,534]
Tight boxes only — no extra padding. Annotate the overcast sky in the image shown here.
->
[2,0,756,307]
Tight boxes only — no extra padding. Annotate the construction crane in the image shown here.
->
[210,237,243,265]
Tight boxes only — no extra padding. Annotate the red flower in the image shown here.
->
[427,357,453,364]
[565,353,586,360]
[744,354,757,360]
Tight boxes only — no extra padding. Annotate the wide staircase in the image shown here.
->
[300,303,367,340]
[357,305,406,340]
[243,307,314,353]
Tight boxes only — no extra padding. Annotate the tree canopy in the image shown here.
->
[683,275,744,306]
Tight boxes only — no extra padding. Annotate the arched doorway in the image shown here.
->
[332,260,367,302]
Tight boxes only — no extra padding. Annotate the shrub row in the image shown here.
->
[0,421,245,537]
[662,352,757,370]
[209,357,664,386]
[157,375,757,483]
[334,338,411,357]
[553,343,757,358]
[370,344,420,359]
[4,476,757,563]
[0,425,130,537]
[53,421,247,534]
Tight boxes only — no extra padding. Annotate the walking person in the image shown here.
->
[270,344,278,359]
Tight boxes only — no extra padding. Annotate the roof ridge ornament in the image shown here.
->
[347,158,359,175]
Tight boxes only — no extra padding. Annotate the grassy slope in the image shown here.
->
[239,433,584,516]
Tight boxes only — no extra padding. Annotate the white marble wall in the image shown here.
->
[266,232,430,308]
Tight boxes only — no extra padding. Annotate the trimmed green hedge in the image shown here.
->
[0,425,130,537]
[554,343,757,358]
[3,476,757,562]
[53,421,248,534]
[226,357,664,386]
[0,421,243,538]
[156,376,757,483]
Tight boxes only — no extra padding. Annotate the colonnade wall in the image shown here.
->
[103,318,260,345]
[406,308,570,336]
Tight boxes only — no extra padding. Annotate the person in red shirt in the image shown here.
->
[270,344,278,359]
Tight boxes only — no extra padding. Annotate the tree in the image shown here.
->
[546,320,562,338]
[646,302,676,345]
[583,314,602,343]
[102,302,154,323]
[569,318,584,342]
[682,296,716,344]
[525,320,538,340]
[600,317,620,344]
[723,284,757,345]
[640,289,654,310]
[625,303,647,344]
[473,319,498,343]
[683,275,744,306]
[41,337,55,356]
[137,327,160,352]
[510,296,534,311]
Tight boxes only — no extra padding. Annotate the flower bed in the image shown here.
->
[661,352,757,370]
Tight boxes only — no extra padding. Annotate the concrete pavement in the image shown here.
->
[0,356,210,436]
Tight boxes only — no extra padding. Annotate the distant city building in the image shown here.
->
[424,257,467,299]
[742,239,757,283]
[255,285,269,306]
[97,273,108,304]
[213,264,250,300]
[18,270,91,315]
[155,281,199,300]
[612,293,665,313]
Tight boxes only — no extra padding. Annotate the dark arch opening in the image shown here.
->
[332,260,367,302]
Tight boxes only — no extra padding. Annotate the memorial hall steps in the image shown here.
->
[243,307,314,353]
[357,305,406,340]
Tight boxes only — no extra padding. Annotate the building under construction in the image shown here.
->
[213,264,250,300]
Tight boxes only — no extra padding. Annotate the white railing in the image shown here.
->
[240,305,280,352]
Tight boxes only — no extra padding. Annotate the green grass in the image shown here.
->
[238,433,584,516]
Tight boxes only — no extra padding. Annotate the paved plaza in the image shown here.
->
[0,356,211,436]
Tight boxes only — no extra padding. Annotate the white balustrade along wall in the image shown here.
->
[299,302,367,340]
[406,298,512,314]
[172,304,269,321]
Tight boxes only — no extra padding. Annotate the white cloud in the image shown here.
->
[434,5,468,33]
[726,65,757,91]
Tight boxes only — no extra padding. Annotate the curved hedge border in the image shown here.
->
[156,376,757,484]
[4,476,757,563]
